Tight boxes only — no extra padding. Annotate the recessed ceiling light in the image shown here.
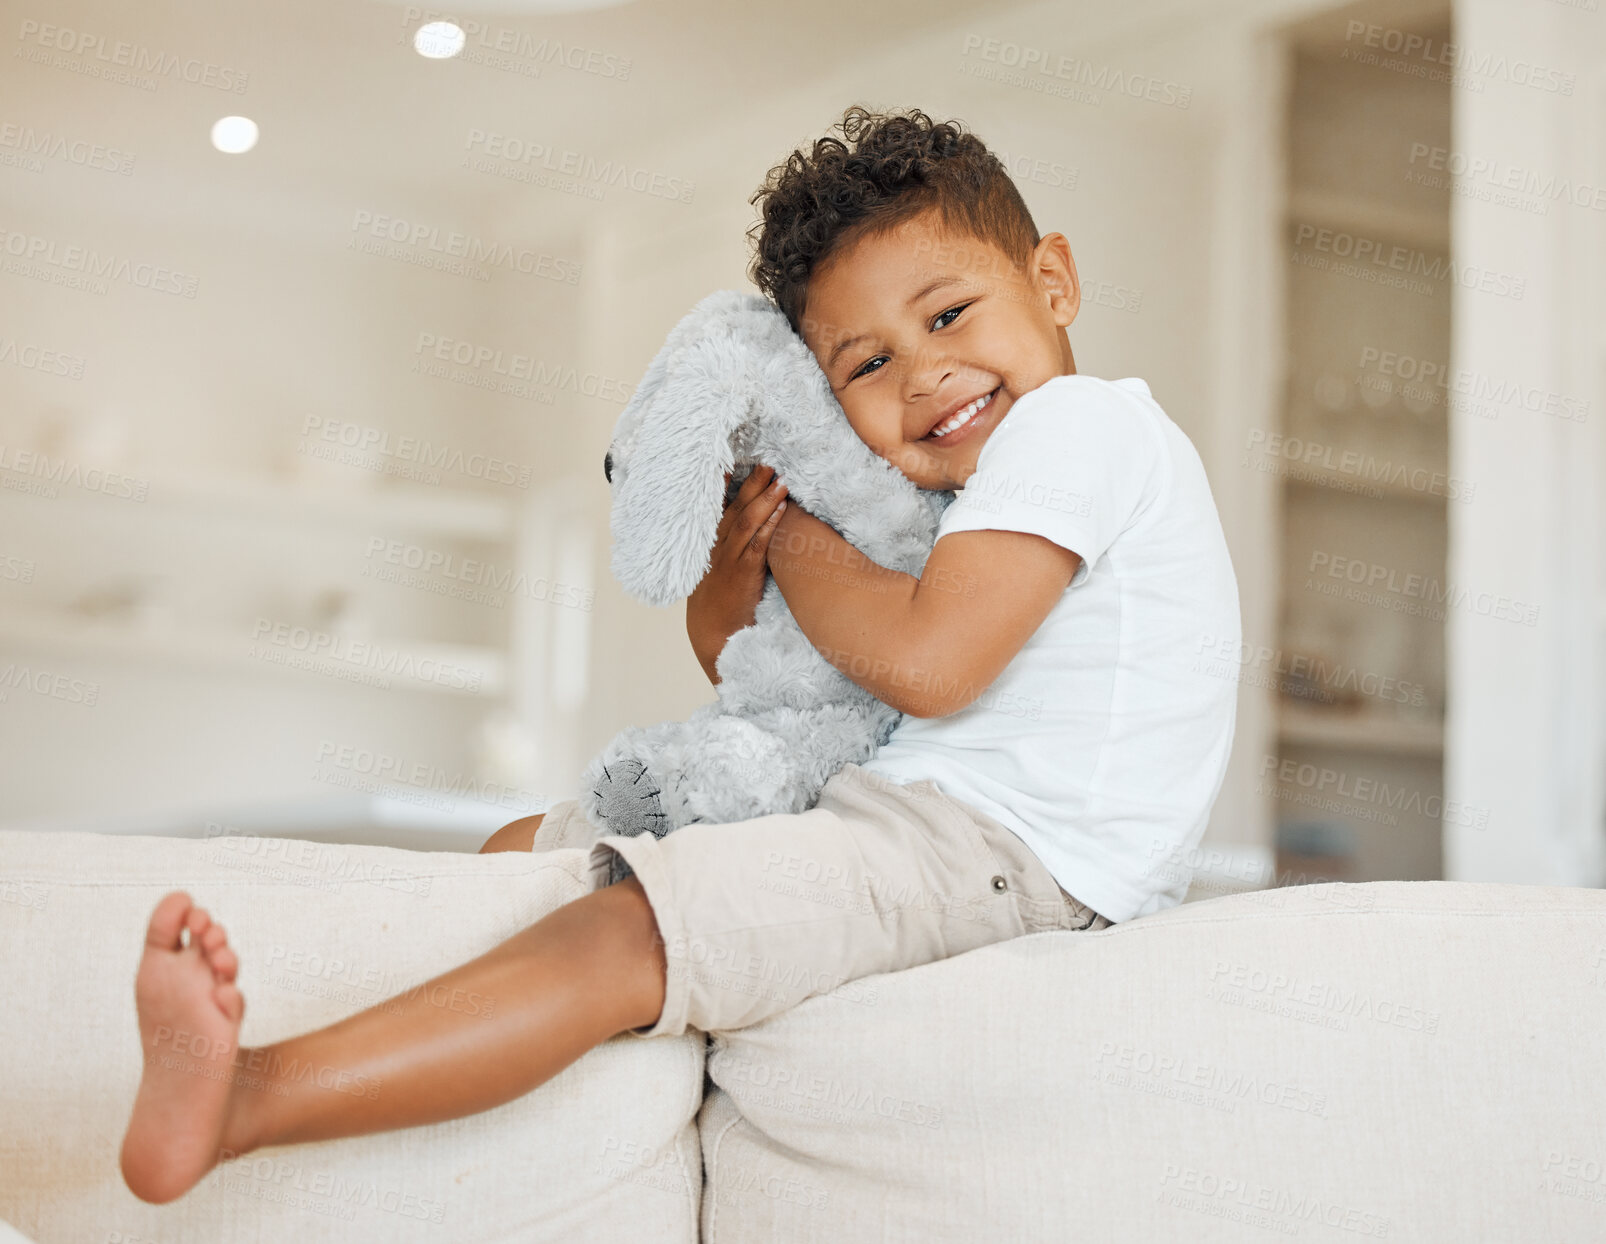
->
[210,115,259,154]
[414,21,466,58]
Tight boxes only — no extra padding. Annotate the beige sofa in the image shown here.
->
[3,828,1604,1242]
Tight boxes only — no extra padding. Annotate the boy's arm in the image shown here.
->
[766,503,1081,717]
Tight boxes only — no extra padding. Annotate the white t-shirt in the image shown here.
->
[860,375,1241,924]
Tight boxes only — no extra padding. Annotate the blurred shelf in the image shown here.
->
[0,605,506,698]
[0,468,518,541]
[1287,189,1450,253]
[1277,703,1444,757]
[1283,472,1451,506]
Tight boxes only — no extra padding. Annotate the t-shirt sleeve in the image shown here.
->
[936,379,1159,588]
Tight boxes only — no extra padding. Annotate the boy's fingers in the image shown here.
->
[726,470,781,531]
[716,466,772,535]
[751,498,788,555]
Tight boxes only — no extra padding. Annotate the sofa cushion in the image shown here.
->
[699,880,1606,1242]
[0,832,705,1244]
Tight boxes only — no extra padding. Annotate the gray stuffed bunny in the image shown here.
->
[578,289,955,883]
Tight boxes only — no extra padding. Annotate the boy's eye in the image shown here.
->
[847,303,974,381]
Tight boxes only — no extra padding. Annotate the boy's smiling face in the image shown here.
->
[798,208,1081,492]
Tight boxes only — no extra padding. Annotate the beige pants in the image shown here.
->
[533,762,1111,1039]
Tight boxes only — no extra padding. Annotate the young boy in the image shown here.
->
[119,105,1240,1203]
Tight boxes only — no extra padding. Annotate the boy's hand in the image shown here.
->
[686,464,789,685]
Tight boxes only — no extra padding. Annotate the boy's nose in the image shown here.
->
[603,449,613,483]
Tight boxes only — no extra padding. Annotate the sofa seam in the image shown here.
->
[701,1102,747,1241]
[674,1034,707,1242]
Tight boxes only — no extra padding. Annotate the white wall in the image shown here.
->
[1446,0,1606,885]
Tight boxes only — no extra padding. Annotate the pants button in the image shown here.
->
[991,875,1007,893]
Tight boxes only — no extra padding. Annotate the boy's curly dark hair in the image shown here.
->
[746,105,1042,336]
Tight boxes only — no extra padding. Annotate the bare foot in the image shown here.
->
[120,891,247,1204]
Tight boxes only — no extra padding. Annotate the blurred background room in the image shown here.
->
[1,0,1602,900]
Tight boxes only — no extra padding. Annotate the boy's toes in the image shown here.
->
[214,982,246,1026]
[200,923,228,954]
[207,944,238,984]
[184,906,212,946]
[144,892,194,951]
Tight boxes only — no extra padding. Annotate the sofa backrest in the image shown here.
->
[698,879,1606,1242]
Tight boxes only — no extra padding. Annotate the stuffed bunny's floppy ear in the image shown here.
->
[607,293,758,607]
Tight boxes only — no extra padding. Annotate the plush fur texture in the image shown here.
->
[578,290,954,870]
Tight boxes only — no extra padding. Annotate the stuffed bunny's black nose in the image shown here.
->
[603,450,613,484]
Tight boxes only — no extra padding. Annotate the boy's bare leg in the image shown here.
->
[120,873,666,1205]
[479,811,546,853]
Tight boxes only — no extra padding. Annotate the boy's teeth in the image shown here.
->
[929,389,994,439]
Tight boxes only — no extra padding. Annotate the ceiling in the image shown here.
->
[2,0,1372,248]
[2,0,1037,242]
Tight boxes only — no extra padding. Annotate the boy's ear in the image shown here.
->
[1035,232,1080,327]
